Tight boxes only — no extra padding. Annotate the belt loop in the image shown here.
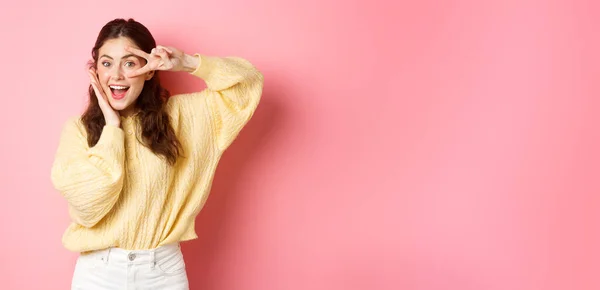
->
[98,248,110,264]
[104,248,111,264]
[150,250,156,269]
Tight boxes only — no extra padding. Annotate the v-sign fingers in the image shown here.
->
[156,45,173,54]
[125,46,150,60]
[127,66,154,78]
[155,49,172,70]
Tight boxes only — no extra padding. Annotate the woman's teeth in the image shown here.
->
[109,85,130,99]
[109,85,129,90]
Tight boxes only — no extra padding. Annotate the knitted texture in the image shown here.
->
[51,55,263,252]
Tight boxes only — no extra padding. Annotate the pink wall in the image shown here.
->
[1,0,598,289]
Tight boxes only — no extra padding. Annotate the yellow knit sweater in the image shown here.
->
[50,54,263,252]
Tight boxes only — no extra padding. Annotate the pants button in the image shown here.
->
[128,253,136,261]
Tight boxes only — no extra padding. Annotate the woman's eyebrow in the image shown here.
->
[99,54,140,60]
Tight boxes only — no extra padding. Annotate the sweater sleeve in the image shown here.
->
[50,117,125,228]
[167,54,264,151]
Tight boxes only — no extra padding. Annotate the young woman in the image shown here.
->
[50,18,263,289]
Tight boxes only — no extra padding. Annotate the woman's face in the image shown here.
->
[96,37,153,115]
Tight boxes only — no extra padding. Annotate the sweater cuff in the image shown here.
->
[96,125,124,148]
[189,54,216,80]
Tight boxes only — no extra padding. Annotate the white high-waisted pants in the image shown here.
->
[71,243,189,290]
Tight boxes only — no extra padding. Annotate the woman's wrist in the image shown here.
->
[106,121,121,128]
[181,54,200,72]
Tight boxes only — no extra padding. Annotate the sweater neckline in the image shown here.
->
[120,112,139,120]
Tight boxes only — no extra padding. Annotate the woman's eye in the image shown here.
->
[125,61,135,67]
[102,62,110,67]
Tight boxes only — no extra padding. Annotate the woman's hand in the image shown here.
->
[88,68,121,127]
[125,45,199,78]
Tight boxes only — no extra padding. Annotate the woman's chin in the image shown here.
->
[109,100,128,110]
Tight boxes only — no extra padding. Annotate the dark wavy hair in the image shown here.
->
[82,18,182,165]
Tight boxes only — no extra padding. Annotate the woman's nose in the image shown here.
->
[110,66,124,80]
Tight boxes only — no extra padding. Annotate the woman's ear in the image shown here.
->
[145,70,155,80]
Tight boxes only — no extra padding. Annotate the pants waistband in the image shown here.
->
[80,243,181,266]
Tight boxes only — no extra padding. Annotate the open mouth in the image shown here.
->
[109,85,130,99]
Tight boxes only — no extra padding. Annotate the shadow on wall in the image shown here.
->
[161,71,288,289]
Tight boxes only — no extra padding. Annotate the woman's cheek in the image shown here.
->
[99,72,111,83]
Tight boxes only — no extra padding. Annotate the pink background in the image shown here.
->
[1,0,599,289]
